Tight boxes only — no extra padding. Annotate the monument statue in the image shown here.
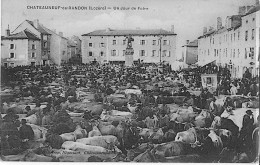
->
[125,35,134,66]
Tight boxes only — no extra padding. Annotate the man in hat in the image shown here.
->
[239,110,254,151]
[158,109,170,133]
[19,119,34,141]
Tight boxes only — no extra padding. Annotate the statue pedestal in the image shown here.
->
[125,48,134,66]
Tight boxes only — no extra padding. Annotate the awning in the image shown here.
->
[195,60,216,67]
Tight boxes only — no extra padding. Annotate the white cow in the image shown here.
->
[76,135,119,149]
[62,141,109,153]
[22,114,37,125]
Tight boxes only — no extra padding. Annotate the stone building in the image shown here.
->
[181,39,198,67]
[197,2,259,78]
[81,26,177,64]
[1,28,41,67]
[9,19,68,65]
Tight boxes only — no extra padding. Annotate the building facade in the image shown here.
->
[1,28,41,67]
[81,27,177,64]
[197,3,259,78]
[181,39,198,67]
[10,19,68,65]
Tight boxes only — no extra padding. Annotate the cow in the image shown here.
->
[152,141,191,160]
[76,135,120,150]
[170,108,198,124]
[60,132,77,142]
[193,110,213,128]
[21,114,37,125]
[61,141,110,153]
[88,125,102,137]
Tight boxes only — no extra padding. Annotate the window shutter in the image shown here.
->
[14,44,16,49]
[139,50,141,56]
[168,40,170,45]
[92,43,95,48]
[117,50,119,56]
[145,50,148,56]
[111,50,113,56]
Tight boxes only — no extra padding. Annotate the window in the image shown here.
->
[111,50,116,56]
[168,51,171,57]
[100,43,105,47]
[162,50,167,57]
[10,44,15,49]
[152,50,156,56]
[32,44,36,50]
[43,35,47,40]
[231,34,232,42]
[152,40,157,45]
[89,51,93,56]
[208,49,210,56]
[4,63,8,68]
[32,52,36,58]
[234,33,235,41]
[89,43,93,47]
[123,50,125,56]
[31,62,35,66]
[140,40,146,45]
[10,53,15,58]
[214,49,216,57]
[245,31,248,41]
[123,40,126,45]
[253,18,255,21]
[163,40,167,45]
[233,49,235,58]
[213,38,214,44]
[10,63,14,67]
[43,51,47,55]
[100,51,104,56]
[246,20,248,24]
[112,40,116,45]
[245,48,247,59]
[140,50,145,56]
[238,49,240,58]
[226,48,227,57]
[238,31,240,40]
[43,41,48,48]
[63,51,66,55]
[252,29,255,40]
[250,47,254,59]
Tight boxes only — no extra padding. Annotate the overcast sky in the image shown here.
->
[1,0,257,59]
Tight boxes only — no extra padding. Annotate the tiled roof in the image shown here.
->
[82,29,176,36]
[2,29,40,40]
[26,20,67,39]
[26,20,51,35]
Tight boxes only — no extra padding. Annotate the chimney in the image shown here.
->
[171,25,174,33]
[59,32,63,37]
[6,25,10,36]
[186,40,189,45]
[209,26,214,31]
[33,19,39,29]
[239,6,245,15]
[217,17,222,30]
[52,29,56,33]
[203,27,207,35]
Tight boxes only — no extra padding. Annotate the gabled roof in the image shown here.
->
[82,29,177,36]
[26,20,51,35]
[2,29,40,40]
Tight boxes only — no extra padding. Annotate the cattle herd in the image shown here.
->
[0,63,259,163]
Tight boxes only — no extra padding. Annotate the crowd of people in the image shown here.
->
[0,62,259,162]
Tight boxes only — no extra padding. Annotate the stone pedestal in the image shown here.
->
[125,48,134,66]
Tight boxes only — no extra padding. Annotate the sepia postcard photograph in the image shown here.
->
[0,0,259,163]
